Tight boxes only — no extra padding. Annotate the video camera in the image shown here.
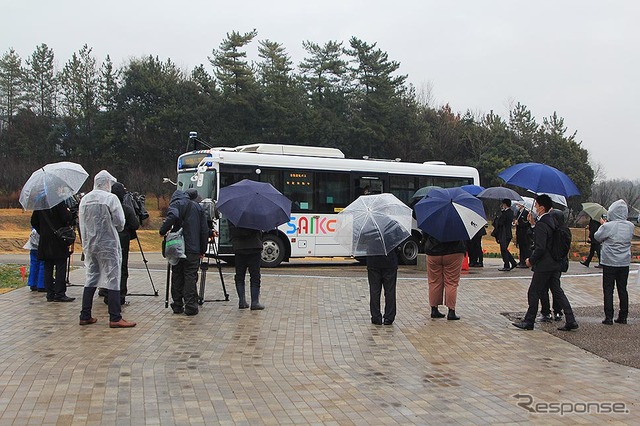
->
[199,198,220,230]
[124,191,150,224]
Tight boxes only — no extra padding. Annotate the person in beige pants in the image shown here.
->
[424,234,467,320]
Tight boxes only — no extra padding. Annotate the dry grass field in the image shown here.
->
[0,209,164,254]
[1,208,638,261]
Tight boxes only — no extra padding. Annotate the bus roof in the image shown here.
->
[179,144,479,182]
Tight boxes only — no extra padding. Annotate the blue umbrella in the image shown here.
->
[460,184,485,196]
[217,179,292,231]
[414,188,487,242]
[498,162,580,198]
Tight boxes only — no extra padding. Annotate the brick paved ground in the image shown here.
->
[1,256,639,425]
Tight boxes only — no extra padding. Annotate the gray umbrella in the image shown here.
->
[477,187,523,202]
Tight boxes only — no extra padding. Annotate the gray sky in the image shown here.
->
[3,0,638,181]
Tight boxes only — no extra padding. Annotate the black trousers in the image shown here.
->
[469,234,483,266]
[584,242,601,266]
[524,270,575,325]
[602,265,629,320]
[516,233,531,265]
[234,252,262,289]
[80,287,122,322]
[368,267,397,323]
[171,253,200,314]
[44,257,68,300]
[120,238,130,300]
[500,239,516,269]
[539,274,563,316]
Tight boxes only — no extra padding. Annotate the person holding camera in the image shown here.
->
[30,201,76,302]
[111,182,140,305]
[581,218,602,268]
[160,189,209,316]
[594,200,635,325]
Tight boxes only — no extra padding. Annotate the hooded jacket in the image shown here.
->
[159,190,209,255]
[78,170,126,290]
[594,199,635,267]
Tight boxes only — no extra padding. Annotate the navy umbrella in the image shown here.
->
[460,184,485,196]
[414,188,487,242]
[217,179,292,231]
[498,162,580,198]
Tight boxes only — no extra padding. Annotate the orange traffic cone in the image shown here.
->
[461,254,469,271]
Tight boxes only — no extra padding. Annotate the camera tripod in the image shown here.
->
[127,235,159,297]
[164,240,229,308]
[197,239,229,304]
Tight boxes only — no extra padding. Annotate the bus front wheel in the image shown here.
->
[261,234,285,268]
[398,237,419,265]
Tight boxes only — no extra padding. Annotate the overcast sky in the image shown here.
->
[3,0,638,181]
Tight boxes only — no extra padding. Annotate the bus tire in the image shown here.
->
[261,234,285,268]
[398,236,420,265]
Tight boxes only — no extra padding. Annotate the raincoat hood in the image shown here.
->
[94,170,117,192]
[607,199,628,221]
[111,182,126,203]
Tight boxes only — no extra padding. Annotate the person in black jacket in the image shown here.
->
[425,234,467,320]
[111,182,140,305]
[580,219,602,268]
[159,190,209,316]
[230,223,264,310]
[30,201,76,302]
[367,249,398,325]
[514,202,532,268]
[494,199,518,271]
[512,194,578,331]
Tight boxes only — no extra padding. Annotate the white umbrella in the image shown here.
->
[19,162,88,210]
[335,193,412,256]
[513,196,535,212]
[527,191,567,207]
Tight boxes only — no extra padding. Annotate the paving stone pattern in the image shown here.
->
[1,260,639,424]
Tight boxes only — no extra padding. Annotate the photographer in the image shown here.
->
[160,189,209,316]
[111,182,140,305]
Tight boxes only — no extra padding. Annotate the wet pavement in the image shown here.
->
[1,253,639,424]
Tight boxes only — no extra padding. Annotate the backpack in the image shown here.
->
[550,216,572,272]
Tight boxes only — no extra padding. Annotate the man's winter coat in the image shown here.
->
[159,190,209,255]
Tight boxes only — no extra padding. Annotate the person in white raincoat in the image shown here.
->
[78,170,136,328]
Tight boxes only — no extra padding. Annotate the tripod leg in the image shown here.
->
[212,242,229,301]
[198,260,207,305]
[136,236,159,296]
[165,263,171,308]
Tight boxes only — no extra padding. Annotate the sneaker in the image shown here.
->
[580,261,589,267]
[53,296,75,302]
[553,312,563,322]
[602,318,613,325]
[594,264,603,268]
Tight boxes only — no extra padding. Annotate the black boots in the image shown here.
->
[430,306,445,318]
[250,287,265,310]
[447,309,460,321]
[236,284,249,309]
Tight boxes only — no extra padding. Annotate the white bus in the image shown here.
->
[173,143,480,267]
